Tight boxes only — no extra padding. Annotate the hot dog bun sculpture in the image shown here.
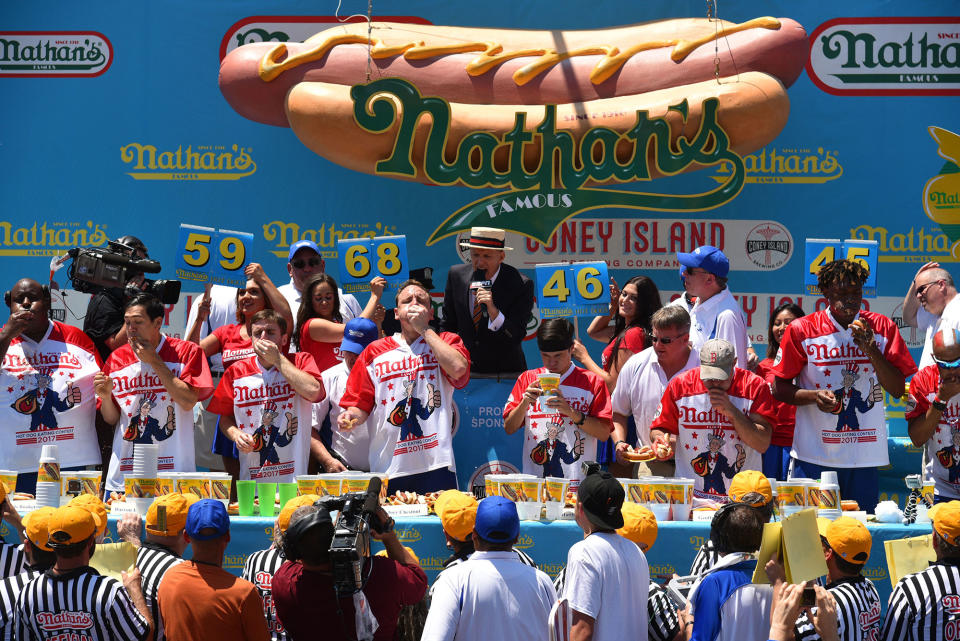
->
[219,18,807,186]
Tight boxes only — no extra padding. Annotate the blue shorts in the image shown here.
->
[762,445,791,482]
[789,458,879,514]
[211,415,239,459]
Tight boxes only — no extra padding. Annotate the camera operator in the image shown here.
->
[272,503,427,641]
[83,236,153,362]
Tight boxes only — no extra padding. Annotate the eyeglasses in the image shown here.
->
[917,280,943,296]
[651,332,688,345]
[291,257,322,269]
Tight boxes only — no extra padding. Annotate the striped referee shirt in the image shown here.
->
[554,567,680,641]
[14,566,149,641]
[795,575,881,641]
[0,568,41,641]
[0,541,25,580]
[690,541,719,576]
[241,547,287,641]
[136,542,182,641]
[881,559,960,641]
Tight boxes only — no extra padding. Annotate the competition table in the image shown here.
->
[42,516,930,610]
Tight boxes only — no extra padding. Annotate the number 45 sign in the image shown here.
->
[337,235,408,294]
[804,239,878,297]
[175,224,252,288]
[535,262,610,319]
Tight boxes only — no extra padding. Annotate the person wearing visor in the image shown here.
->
[504,318,613,487]
[772,259,916,514]
[908,327,960,502]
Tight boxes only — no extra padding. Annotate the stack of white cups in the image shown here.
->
[132,444,159,478]
[35,444,61,508]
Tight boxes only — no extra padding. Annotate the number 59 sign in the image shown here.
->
[535,262,609,319]
[337,235,408,294]
[804,238,878,297]
[175,224,252,288]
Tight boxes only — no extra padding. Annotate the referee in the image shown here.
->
[242,494,319,641]
[13,505,152,641]
[882,501,960,640]
[0,484,25,578]
[0,507,55,639]
[795,517,880,641]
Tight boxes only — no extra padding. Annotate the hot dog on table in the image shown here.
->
[219,18,807,184]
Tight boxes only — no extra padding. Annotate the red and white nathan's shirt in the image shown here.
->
[0,321,103,471]
[102,335,213,491]
[208,353,322,483]
[504,365,612,486]
[906,364,960,499]
[211,323,254,369]
[771,309,916,468]
[650,368,776,502]
[340,332,469,479]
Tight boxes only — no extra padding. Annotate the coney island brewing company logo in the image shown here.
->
[807,18,960,95]
[343,78,748,246]
[745,223,791,269]
[0,32,112,77]
[120,143,256,180]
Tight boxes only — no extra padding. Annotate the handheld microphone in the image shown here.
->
[470,269,492,291]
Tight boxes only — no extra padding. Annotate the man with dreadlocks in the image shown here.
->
[773,259,916,513]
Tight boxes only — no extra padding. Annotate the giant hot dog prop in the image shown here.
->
[219,18,806,187]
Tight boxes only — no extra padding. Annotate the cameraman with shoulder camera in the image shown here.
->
[83,236,153,362]
[272,501,427,641]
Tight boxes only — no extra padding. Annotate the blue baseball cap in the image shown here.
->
[185,499,230,541]
[340,318,379,355]
[287,239,321,262]
[474,496,520,543]
[677,245,729,278]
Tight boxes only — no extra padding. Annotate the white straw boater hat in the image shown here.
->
[458,227,513,251]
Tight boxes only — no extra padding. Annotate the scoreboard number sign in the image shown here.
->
[535,261,610,319]
[804,238,878,297]
[337,235,408,294]
[175,224,252,288]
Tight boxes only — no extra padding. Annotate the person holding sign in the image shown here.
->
[772,259,916,514]
[676,245,750,369]
[503,319,613,486]
[98,294,213,494]
[293,273,386,373]
[339,280,469,494]
[441,227,534,375]
[906,328,960,503]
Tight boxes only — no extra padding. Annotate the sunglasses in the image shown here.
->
[291,257,322,269]
[935,355,960,370]
[651,332,688,345]
[917,280,943,297]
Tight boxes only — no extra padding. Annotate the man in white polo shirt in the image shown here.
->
[612,306,698,477]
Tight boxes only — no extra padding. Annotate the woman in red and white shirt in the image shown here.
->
[294,273,385,373]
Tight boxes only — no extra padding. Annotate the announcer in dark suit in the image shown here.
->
[442,227,534,375]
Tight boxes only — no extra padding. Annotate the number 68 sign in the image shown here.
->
[175,224,252,288]
[535,262,610,319]
[337,235,408,294]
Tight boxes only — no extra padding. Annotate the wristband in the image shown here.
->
[574,411,587,426]
[933,397,949,412]
[614,440,628,448]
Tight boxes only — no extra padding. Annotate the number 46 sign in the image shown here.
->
[535,262,610,319]
[337,235,408,294]
[804,239,878,297]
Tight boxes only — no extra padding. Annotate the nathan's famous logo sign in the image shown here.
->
[0,221,108,257]
[219,18,808,243]
[0,32,112,77]
[807,18,960,96]
[924,126,960,253]
[261,221,399,259]
[711,145,842,184]
[120,143,256,180]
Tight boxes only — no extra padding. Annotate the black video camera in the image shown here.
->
[314,477,385,595]
[67,240,181,304]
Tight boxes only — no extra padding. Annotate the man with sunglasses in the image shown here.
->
[902,261,960,369]
[612,306,699,477]
[772,259,916,514]
[907,328,960,502]
[676,245,749,368]
[278,240,362,323]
